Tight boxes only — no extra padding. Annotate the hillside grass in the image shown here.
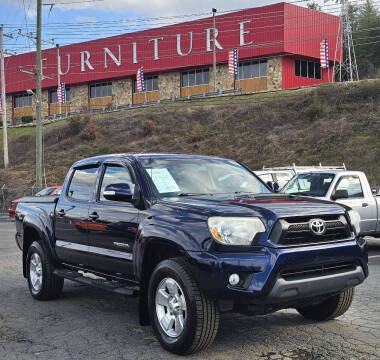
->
[0,79,379,202]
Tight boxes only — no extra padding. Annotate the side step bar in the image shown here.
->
[53,268,139,297]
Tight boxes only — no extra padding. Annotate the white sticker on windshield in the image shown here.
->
[148,168,180,193]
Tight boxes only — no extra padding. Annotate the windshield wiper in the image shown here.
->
[177,192,213,197]
[233,191,256,195]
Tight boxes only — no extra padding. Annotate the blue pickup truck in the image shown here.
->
[14,154,368,354]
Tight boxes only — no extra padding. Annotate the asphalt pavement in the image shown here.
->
[0,219,379,360]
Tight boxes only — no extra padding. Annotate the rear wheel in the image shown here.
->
[148,257,219,355]
[297,288,355,321]
[26,241,64,300]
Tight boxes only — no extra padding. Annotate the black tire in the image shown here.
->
[148,257,220,355]
[26,241,64,300]
[297,288,355,321]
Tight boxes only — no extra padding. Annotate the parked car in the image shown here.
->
[15,154,367,354]
[282,170,380,237]
[255,164,346,189]
[8,186,62,219]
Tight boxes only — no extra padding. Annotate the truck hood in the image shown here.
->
[160,194,346,220]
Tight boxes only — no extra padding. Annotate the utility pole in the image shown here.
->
[56,44,61,115]
[333,0,359,82]
[0,25,13,170]
[212,8,217,92]
[36,0,43,189]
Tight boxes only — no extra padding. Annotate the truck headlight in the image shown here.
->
[208,217,266,245]
[348,210,361,235]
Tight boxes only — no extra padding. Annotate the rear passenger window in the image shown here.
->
[67,167,98,201]
[335,176,364,198]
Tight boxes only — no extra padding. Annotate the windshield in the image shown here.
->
[140,157,271,197]
[282,173,335,197]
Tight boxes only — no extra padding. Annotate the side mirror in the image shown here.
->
[103,183,133,202]
[372,188,378,195]
[331,189,349,200]
[267,181,279,193]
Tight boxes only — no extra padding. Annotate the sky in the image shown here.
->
[0,0,340,55]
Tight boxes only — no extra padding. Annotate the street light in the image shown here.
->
[26,89,39,104]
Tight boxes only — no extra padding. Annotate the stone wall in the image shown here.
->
[210,64,234,92]
[5,95,12,123]
[113,78,132,106]
[267,57,282,91]
[157,65,235,99]
[158,72,180,100]
[70,84,89,112]
[41,90,49,117]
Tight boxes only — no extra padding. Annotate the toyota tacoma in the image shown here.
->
[14,154,368,354]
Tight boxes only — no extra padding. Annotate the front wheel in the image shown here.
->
[297,288,355,321]
[26,241,64,300]
[148,257,219,355]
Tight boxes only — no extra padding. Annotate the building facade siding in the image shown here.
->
[1,3,341,121]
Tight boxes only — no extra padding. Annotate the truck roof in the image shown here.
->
[294,170,365,176]
[72,153,229,167]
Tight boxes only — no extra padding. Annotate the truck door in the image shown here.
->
[333,175,377,234]
[55,165,100,266]
[87,163,139,277]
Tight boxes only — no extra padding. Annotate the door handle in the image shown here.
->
[56,209,65,217]
[362,203,369,207]
[89,212,99,221]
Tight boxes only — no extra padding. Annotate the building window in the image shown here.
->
[238,60,267,80]
[295,59,321,80]
[49,88,71,103]
[181,69,209,87]
[14,93,32,108]
[133,75,158,93]
[90,82,112,98]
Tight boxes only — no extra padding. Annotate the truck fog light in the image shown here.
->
[229,273,240,286]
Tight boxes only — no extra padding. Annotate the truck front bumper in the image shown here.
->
[187,238,368,305]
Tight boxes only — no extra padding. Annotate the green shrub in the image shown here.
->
[142,119,155,136]
[67,116,84,134]
[79,119,100,140]
[303,92,324,120]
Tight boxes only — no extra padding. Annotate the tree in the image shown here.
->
[307,1,322,11]
[351,0,380,78]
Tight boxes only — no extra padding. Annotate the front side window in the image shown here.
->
[238,59,267,80]
[90,82,112,98]
[133,75,158,93]
[67,166,98,201]
[295,59,322,80]
[181,69,209,87]
[99,165,135,202]
[283,173,335,197]
[14,94,32,108]
[335,176,364,198]
[140,157,270,197]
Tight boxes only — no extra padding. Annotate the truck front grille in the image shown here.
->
[270,215,352,246]
[281,262,357,281]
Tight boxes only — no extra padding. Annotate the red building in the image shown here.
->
[1,2,341,121]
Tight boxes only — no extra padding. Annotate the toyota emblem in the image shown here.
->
[309,219,326,235]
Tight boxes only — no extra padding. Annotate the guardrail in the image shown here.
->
[5,88,242,127]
